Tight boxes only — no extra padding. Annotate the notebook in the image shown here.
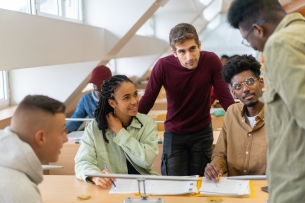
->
[199,177,251,197]
[109,178,198,195]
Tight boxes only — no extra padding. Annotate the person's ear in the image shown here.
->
[253,24,265,37]
[34,130,46,146]
[259,77,265,89]
[198,40,201,50]
[171,49,178,57]
[108,99,116,109]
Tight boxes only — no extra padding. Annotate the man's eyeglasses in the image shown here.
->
[232,77,259,91]
[241,20,265,47]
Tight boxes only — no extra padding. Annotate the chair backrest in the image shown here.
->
[155,114,166,131]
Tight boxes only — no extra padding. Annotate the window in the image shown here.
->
[0,71,9,108]
[0,0,83,22]
[0,0,30,13]
[35,0,83,22]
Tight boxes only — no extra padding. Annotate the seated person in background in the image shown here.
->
[0,95,68,203]
[67,65,112,133]
[204,55,267,180]
[75,75,159,188]
[220,54,229,66]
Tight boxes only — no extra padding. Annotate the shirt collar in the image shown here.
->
[240,104,265,122]
[126,114,142,129]
[274,13,305,34]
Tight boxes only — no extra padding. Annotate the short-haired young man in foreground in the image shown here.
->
[205,55,267,180]
[0,95,68,203]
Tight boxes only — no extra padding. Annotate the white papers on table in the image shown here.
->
[200,177,250,196]
[109,179,198,195]
[67,131,84,141]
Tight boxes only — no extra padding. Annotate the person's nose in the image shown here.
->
[131,96,138,104]
[185,51,192,60]
[63,131,68,143]
[242,83,250,93]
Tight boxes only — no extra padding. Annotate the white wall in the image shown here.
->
[0,8,107,71]
[115,54,160,78]
[200,15,258,58]
[9,61,100,105]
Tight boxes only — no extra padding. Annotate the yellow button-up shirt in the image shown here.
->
[212,103,267,176]
[262,13,305,203]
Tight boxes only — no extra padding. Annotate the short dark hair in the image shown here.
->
[169,23,200,50]
[15,95,65,115]
[222,55,261,84]
[221,55,229,59]
[227,0,286,29]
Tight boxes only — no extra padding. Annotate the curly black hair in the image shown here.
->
[221,55,261,84]
[227,0,285,29]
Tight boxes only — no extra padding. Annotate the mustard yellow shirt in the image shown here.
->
[212,103,267,176]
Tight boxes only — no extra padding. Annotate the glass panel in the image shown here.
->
[0,0,28,13]
[40,0,59,15]
[0,71,5,100]
[65,0,79,19]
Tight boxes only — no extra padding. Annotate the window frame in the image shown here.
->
[31,0,83,23]
[0,71,10,109]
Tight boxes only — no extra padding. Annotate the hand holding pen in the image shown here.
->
[91,166,116,189]
[204,162,223,181]
[104,166,117,190]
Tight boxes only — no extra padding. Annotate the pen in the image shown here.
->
[217,174,221,182]
[104,166,117,189]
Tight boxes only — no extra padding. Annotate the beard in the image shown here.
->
[245,100,259,107]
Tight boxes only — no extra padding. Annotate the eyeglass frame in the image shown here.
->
[241,19,265,47]
[231,77,260,91]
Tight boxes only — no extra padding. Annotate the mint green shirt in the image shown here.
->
[261,13,305,203]
[75,113,159,182]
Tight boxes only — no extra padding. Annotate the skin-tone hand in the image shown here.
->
[204,162,223,181]
[91,169,117,189]
[106,112,123,134]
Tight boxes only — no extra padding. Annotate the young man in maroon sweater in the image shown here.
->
[138,23,234,176]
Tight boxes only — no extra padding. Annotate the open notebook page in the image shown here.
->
[200,177,249,195]
[109,179,198,195]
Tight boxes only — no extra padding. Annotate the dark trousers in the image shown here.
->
[161,123,213,176]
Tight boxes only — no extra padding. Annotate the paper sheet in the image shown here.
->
[200,177,249,195]
[109,179,197,195]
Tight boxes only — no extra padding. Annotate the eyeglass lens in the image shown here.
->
[233,77,255,90]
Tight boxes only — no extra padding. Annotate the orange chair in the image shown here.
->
[155,114,166,131]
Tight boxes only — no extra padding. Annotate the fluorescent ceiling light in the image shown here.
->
[203,0,222,21]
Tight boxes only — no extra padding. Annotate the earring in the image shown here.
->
[113,109,115,114]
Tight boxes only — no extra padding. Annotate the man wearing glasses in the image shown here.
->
[66,65,112,133]
[227,1,305,203]
[204,55,266,180]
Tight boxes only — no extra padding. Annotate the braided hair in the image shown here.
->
[94,75,133,143]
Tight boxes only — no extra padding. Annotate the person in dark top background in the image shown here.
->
[138,23,235,176]
[66,65,112,133]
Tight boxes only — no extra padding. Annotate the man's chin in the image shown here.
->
[245,101,259,107]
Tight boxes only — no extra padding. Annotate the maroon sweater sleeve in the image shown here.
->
[211,56,235,111]
[138,60,163,114]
